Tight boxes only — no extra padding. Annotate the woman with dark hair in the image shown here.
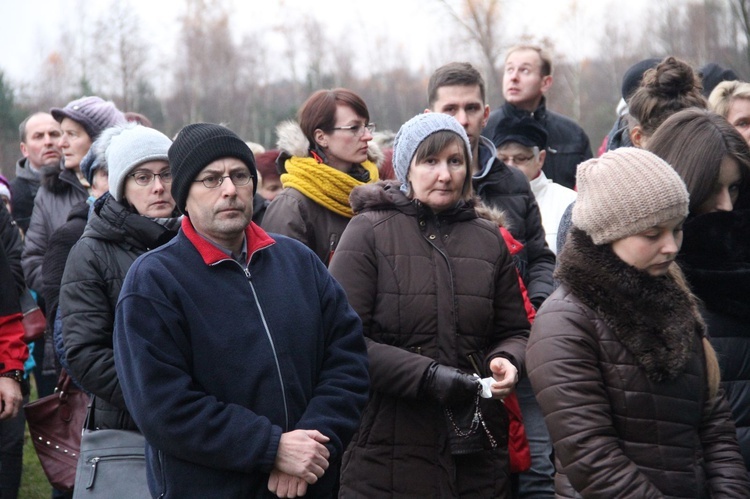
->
[647,108,750,472]
[330,113,530,497]
[557,56,708,253]
[528,147,750,497]
[627,56,707,148]
[262,88,380,265]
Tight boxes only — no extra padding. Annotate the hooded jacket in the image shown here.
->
[22,166,88,291]
[262,120,382,265]
[329,182,530,497]
[527,228,750,498]
[60,194,178,430]
[473,137,555,308]
[9,157,42,233]
[678,209,750,472]
[482,98,592,190]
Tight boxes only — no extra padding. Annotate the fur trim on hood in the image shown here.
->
[349,181,504,228]
[556,228,704,382]
[40,165,69,194]
[275,120,384,168]
[473,197,507,229]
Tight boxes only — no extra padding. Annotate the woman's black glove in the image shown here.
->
[419,362,480,406]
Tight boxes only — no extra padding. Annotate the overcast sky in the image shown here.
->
[0,0,650,88]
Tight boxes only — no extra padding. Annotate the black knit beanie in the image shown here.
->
[169,123,257,213]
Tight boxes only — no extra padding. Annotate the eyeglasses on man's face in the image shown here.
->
[498,154,536,166]
[128,170,173,186]
[331,123,376,137]
[193,171,253,189]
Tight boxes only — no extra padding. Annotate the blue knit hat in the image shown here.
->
[392,113,471,188]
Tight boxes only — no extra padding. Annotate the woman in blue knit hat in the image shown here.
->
[330,112,530,497]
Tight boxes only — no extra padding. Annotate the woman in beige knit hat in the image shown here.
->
[526,147,750,497]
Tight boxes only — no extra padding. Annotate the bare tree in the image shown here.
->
[91,0,149,111]
[169,0,240,125]
[730,0,750,73]
[437,0,505,105]
[733,0,750,46]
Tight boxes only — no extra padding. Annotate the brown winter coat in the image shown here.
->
[527,228,750,498]
[329,182,530,498]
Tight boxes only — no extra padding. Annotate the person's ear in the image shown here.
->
[482,104,490,128]
[20,142,29,158]
[630,125,644,148]
[314,129,327,148]
[541,75,553,94]
[538,149,547,168]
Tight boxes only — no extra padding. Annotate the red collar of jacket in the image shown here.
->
[181,216,275,266]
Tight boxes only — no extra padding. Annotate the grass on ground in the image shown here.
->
[20,378,60,499]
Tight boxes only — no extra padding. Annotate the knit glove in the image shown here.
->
[419,362,480,406]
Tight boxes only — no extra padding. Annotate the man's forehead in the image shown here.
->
[505,49,542,66]
[498,142,534,154]
[26,113,60,132]
[435,84,483,104]
[199,157,248,172]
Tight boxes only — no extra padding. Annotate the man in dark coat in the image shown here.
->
[427,62,554,310]
[114,123,369,498]
[482,45,592,190]
[10,112,62,233]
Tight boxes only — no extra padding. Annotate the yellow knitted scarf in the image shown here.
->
[281,156,379,218]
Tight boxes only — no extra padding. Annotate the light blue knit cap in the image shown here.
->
[392,113,472,190]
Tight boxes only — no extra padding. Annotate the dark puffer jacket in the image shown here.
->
[473,138,555,308]
[10,157,41,234]
[60,194,178,430]
[482,98,592,190]
[679,209,750,472]
[528,229,750,498]
[0,203,23,295]
[22,166,88,291]
[41,201,90,376]
[329,182,530,498]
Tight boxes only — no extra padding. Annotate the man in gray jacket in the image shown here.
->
[10,113,62,233]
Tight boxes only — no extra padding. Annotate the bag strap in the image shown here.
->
[82,395,97,431]
[56,369,72,394]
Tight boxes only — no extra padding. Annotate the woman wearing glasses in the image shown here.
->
[262,88,380,265]
[60,123,180,433]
